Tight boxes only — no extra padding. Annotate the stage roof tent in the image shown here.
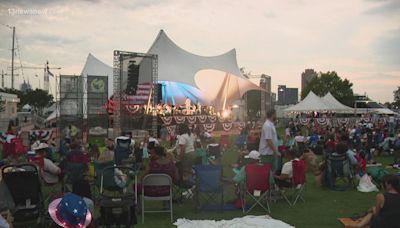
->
[284,91,330,112]
[145,30,262,108]
[79,30,262,108]
[321,92,354,113]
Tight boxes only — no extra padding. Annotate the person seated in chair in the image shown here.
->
[274,149,298,188]
[140,146,178,209]
[66,141,90,165]
[34,143,61,184]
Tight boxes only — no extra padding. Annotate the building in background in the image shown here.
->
[20,80,32,94]
[0,92,20,131]
[277,85,298,105]
[244,73,272,120]
[301,69,317,91]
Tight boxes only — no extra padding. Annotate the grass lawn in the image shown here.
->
[32,136,398,228]
[133,146,396,228]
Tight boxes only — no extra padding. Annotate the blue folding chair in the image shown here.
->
[193,165,224,212]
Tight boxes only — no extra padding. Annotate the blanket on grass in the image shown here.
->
[174,215,294,228]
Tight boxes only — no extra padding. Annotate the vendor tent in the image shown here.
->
[284,91,329,112]
[321,92,354,113]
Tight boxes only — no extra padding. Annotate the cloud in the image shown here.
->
[373,28,400,66]
[364,0,400,15]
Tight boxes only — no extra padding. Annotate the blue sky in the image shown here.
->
[0,0,399,103]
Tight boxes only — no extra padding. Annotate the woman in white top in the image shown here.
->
[178,124,196,182]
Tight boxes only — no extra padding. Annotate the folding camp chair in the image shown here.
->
[141,174,173,223]
[325,153,355,191]
[114,137,132,165]
[281,159,306,206]
[242,163,272,213]
[207,144,221,165]
[193,165,224,213]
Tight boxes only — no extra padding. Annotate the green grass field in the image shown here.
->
[32,136,397,228]
[132,146,396,228]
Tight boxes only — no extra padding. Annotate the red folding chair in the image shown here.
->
[242,163,272,213]
[281,159,306,206]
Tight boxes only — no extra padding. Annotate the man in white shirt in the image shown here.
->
[259,109,279,170]
[274,149,298,188]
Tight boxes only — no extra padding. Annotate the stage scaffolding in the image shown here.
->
[59,75,84,140]
[113,50,158,137]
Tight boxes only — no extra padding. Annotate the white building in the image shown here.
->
[0,92,20,131]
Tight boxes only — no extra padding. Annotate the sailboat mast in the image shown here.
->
[11,26,15,89]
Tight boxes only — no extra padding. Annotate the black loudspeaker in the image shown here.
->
[157,84,163,103]
[126,62,139,95]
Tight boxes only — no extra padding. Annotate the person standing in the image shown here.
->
[177,124,196,182]
[259,109,279,171]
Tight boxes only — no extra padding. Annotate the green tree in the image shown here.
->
[301,71,354,106]
[393,86,400,108]
[27,89,54,112]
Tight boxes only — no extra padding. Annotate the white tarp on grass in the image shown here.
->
[174,215,295,228]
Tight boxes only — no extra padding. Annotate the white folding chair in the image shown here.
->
[142,173,173,223]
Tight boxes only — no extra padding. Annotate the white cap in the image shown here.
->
[33,142,49,151]
[245,150,261,160]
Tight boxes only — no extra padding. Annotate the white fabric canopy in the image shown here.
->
[78,30,262,109]
[81,53,113,98]
[321,92,354,113]
[285,91,330,112]
[45,108,59,122]
[22,104,31,110]
[145,30,262,108]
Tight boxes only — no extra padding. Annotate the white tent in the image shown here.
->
[22,104,32,111]
[45,108,59,122]
[146,30,262,108]
[78,30,262,109]
[81,53,113,98]
[321,92,354,113]
[284,91,330,112]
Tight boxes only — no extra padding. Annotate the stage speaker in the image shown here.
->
[126,61,139,95]
[157,84,163,103]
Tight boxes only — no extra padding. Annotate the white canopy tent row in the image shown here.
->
[284,91,354,114]
[284,91,396,115]
[321,92,354,113]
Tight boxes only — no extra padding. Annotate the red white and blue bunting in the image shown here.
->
[166,125,177,135]
[174,116,186,124]
[160,116,173,125]
[197,115,207,123]
[29,130,53,141]
[203,124,216,132]
[186,116,197,124]
[222,123,233,131]
[208,116,217,123]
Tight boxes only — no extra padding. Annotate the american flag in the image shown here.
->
[126,83,152,104]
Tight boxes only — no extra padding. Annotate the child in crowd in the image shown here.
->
[194,139,207,165]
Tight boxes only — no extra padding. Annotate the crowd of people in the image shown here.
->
[0,110,399,227]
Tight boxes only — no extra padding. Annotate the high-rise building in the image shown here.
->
[301,69,317,91]
[277,85,298,105]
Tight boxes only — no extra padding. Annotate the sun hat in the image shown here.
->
[244,150,261,160]
[32,142,49,151]
[48,193,92,228]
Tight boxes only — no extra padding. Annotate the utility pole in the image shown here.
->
[1,70,4,88]
[11,26,15,89]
